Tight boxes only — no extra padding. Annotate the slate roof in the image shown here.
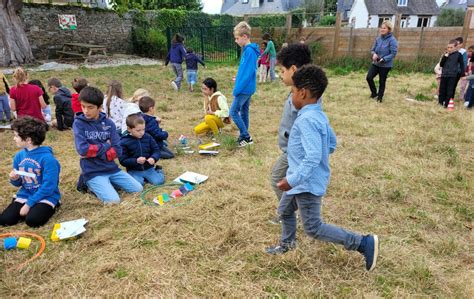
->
[222,0,303,16]
[337,0,355,20]
[443,0,474,10]
[364,0,440,15]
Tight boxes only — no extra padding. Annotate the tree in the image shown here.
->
[435,8,465,27]
[111,0,202,12]
[303,0,337,15]
[0,0,35,66]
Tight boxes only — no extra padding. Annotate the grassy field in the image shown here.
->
[0,64,473,297]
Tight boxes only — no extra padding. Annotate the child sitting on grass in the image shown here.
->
[119,114,164,186]
[0,117,61,227]
[194,78,230,138]
[28,80,52,124]
[73,86,142,204]
[265,65,379,272]
[103,80,126,134]
[121,88,151,134]
[71,77,88,114]
[47,78,74,130]
[139,96,174,159]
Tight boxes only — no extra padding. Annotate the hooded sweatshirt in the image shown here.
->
[185,52,205,70]
[119,132,160,172]
[73,112,121,182]
[165,42,187,65]
[143,113,169,149]
[10,146,61,207]
[233,43,260,97]
[53,86,74,130]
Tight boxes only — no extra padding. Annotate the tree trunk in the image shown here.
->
[0,0,34,66]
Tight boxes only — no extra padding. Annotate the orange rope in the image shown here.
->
[0,232,46,271]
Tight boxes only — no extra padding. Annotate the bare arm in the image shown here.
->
[9,97,16,111]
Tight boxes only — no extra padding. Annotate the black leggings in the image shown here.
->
[366,64,392,99]
[0,201,56,227]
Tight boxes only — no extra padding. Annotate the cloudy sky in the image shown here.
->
[202,0,222,14]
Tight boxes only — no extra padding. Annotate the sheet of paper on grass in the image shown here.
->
[173,171,208,185]
[55,218,88,239]
[199,150,219,155]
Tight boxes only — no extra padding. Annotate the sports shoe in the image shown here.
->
[265,241,296,255]
[171,81,179,91]
[358,234,379,272]
[269,215,282,225]
[370,93,377,99]
[238,136,254,147]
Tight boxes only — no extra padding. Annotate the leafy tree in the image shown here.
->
[111,0,202,12]
[435,8,465,27]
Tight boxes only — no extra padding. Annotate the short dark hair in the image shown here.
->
[28,80,50,105]
[11,117,48,146]
[126,113,145,129]
[202,77,217,93]
[79,86,104,108]
[138,96,155,113]
[292,64,328,100]
[455,36,463,44]
[72,77,88,93]
[47,78,62,88]
[277,44,312,69]
[262,33,272,40]
[173,33,184,43]
[449,39,458,45]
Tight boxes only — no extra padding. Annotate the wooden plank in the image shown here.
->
[56,51,86,57]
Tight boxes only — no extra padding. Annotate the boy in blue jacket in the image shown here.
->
[266,65,379,272]
[165,33,187,91]
[138,96,174,159]
[185,48,205,92]
[119,114,164,186]
[231,21,260,147]
[73,86,142,204]
[0,117,60,227]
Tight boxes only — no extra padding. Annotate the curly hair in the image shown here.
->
[292,64,328,100]
[11,117,49,146]
[277,44,312,69]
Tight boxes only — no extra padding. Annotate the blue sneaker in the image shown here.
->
[359,234,379,272]
[265,241,296,255]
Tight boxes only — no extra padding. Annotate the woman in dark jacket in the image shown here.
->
[366,21,398,102]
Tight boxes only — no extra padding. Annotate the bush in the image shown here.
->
[436,9,465,27]
[320,15,336,26]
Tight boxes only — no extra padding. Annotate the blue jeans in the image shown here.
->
[171,63,183,89]
[278,192,362,250]
[86,171,143,204]
[269,57,277,81]
[0,94,11,121]
[128,168,165,186]
[230,94,252,139]
[187,70,198,86]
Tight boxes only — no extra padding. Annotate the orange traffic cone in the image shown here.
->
[447,98,455,111]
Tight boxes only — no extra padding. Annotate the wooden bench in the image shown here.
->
[58,43,107,63]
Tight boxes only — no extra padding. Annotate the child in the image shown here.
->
[0,117,60,227]
[28,80,52,124]
[455,37,468,99]
[0,72,11,124]
[71,77,88,114]
[165,33,187,91]
[185,48,205,92]
[194,78,230,137]
[258,42,270,83]
[230,21,259,147]
[47,78,74,130]
[439,40,464,108]
[269,44,314,225]
[265,65,379,272]
[262,33,277,82]
[73,86,143,203]
[119,114,164,186]
[121,88,151,134]
[9,67,46,121]
[138,96,175,159]
[103,80,126,134]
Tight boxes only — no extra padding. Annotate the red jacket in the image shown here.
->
[71,93,82,113]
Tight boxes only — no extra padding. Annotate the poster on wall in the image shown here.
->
[58,15,77,30]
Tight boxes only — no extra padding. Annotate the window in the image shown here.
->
[378,16,392,27]
[242,0,249,3]
[268,0,274,2]
[398,0,407,6]
[417,16,430,27]
[400,17,408,28]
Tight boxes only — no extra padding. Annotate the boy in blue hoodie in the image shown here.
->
[265,65,379,272]
[138,96,174,159]
[165,33,187,91]
[231,21,260,147]
[73,86,142,204]
[119,114,164,186]
[0,117,60,227]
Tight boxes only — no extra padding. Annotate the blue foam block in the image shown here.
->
[184,182,194,191]
[4,237,17,250]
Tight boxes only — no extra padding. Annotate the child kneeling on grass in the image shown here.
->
[0,117,61,227]
[265,65,379,272]
[119,114,164,186]
[73,87,143,204]
[194,78,230,138]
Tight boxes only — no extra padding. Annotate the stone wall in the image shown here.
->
[20,4,133,60]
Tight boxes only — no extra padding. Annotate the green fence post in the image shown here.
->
[200,28,205,61]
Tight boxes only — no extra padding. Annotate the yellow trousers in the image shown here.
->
[194,114,224,136]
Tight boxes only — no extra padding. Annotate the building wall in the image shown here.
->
[349,0,370,28]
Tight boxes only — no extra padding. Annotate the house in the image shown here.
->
[348,0,440,28]
[442,0,474,10]
[221,0,303,16]
[337,0,355,22]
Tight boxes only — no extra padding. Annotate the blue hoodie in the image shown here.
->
[142,113,168,150]
[73,112,121,182]
[233,43,260,97]
[370,33,398,68]
[10,146,61,207]
[119,133,160,172]
[165,42,187,65]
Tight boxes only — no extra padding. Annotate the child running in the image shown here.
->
[165,33,187,91]
[185,48,205,92]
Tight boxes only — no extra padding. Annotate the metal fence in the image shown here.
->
[166,26,240,62]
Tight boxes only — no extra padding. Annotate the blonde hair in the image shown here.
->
[130,88,151,103]
[381,21,393,32]
[105,80,123,117]
[234,21,251,37]
[13,67,28,85]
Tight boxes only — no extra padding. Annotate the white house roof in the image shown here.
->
[364,0,440,15]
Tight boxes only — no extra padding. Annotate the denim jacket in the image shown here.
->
[371,33,398,68]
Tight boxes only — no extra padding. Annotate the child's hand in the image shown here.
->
[206,109,214,115]
[147,158,155,165]
[20,205,30,216]
[9,170,20,181]
[137,157,146,164]
[277,178,291,191]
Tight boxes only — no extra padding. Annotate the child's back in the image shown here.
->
[142,113,168,149]
[185,52,205,71]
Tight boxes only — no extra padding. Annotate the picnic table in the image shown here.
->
[57,43,107,63]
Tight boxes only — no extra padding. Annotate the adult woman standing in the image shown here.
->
[9,67,46,121]
[262,33,277,82]
[366,21,398,102]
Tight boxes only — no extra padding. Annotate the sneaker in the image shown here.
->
[377,97,383,103]
[171,81,179,91]
[238,137,254,147]
[370,93,377,99]
[358,234,379,272]
[464,101,469,108]
[269,215,282,225]
[265,241,296,255]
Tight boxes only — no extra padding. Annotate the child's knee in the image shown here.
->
[25,215,48,228]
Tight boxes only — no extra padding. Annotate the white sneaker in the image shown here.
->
[464,101,469,107]
[171,81,178,91]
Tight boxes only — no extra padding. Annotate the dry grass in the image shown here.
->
[0,65,473,297]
